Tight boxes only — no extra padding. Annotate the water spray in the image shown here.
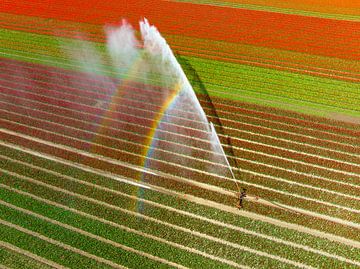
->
[210,122,241,193]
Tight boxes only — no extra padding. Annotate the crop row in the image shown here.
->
[1,129,359,242]
[3,36,360,116]
[0,223,117,269]
[0,176,322,269]
[2,56,359,138]
[2,100,360,200]
[0,203,181,269]
[0,243,54,269]
[1,80,358,194]
[1,143,359,260]
[202,96,360,138]
[183,57,360,98]
[2,25,360,119]
[3,150,360,228]
[2,43,360,129]
[2,82,358,180]
[3,62,354,149]
[2,71,357,156]
[2,98,359,198]
[2,12,359,80]
[165,34,360,77]
[2,91,360,215]
[1,3,353,62]
[3,32,359,100]
[2,56,358,144]
[0,36,358,135]
[0,169,358,269]
[2,17,359,87]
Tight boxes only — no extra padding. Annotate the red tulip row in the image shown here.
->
[2,0,360,61]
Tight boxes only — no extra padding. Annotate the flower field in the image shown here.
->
[0,1,359,268]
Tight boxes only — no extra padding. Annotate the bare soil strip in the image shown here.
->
[0,240,68,269]
[1,140,359,249]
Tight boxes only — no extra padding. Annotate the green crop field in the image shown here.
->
[0,1,359,268]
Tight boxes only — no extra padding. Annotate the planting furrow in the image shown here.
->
[2,28,360,119]
[219,122,360,165]
[2,163,360,253]
[2,30,358,85]
[2,105,355,210]
[0,178,347,269]
[233,146,360,184]
[1,57,358,143]
[0,220,124,269]
[235,157,360,198]
[2,90,359,194]
[1,75,357,155]
[2,76,358,162]
[1,199,245,269]
[1,140,360,251]
[2,92,360,197]
[3,96,359,184]
[2,107,360,213]
[0,130,235,206]
[187,58,360,97]
[1,35,358,125]
[1,24,358,95]
[205,81,360,114]
[0,119,239,189]
[3,52,360,104]
[0,171,352,269]
[1,9,358,58]
[235,167,360,213]
[0,212,177,269]
[0,241,67,269]
[3,177,360,268]
[3,0,360,60]
[199,80,360,113]
[4,140,355,228]
[175,47,360,82]
[2,39,357,114]
[2,23,356,87]
[200,89,359,136]
[1,130,360,240]
[2,149,360,225]
[213,115,360,159]
[0,184,305,269]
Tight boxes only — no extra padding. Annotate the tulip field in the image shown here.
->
[0,1,359,268]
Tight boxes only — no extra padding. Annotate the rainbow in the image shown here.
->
[136,80,183,213]
[90,50,183,213]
